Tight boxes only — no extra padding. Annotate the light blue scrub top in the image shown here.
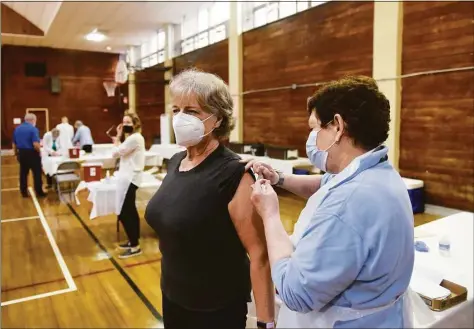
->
[72,125,94,147]
[272,146,414,328]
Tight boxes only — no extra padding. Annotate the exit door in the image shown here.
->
[26,108,49,138]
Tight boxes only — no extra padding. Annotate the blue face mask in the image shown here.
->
[306,129,337,172]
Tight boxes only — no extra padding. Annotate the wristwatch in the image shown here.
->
[273,170,285,187]
[257,320,275,329]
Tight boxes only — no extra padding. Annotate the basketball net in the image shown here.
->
[103,81,117,97]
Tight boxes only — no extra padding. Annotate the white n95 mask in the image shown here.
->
[172,112,214,147]
[306,129,336,172]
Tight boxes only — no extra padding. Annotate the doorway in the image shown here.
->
[26,108,49,138]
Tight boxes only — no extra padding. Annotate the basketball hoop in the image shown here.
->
[103,81,117,97]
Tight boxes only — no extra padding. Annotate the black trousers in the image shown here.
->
[82,145,93,153]
[118,183,140,246]
[162,294,248,329]
[18,149,43,195]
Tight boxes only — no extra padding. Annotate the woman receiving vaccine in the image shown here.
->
[145,69,275,329]
[112,111,145,259]
[246,76,432,328]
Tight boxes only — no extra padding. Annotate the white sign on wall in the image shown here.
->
[13,118,21,124]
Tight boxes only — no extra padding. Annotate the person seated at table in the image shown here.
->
[42,128,61,188]
[144,69,274,329]
[112,111,145,259]
[72,121,94,153]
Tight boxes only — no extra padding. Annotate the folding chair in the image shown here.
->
[55,161,81,203]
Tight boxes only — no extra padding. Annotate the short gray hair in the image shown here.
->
[24,113,36,122]
[75,120,83,127]
[51,128,60,137]
[170,68,235,139]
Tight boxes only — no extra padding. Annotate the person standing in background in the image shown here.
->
[112,111,146,259]
[42,128,61,188]
[56,116,74,153]
[72,120,94,153]
[13,113,47,198]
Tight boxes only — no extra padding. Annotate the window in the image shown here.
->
[140,43,146,58]
[297,0,309,11]
[254,7,267,27]
[182,17,198,39]
[279,1,296,19]
[210,1,229,26]
[150,34,159,54]
[253,1,267,8]
[311,0,327,7]
[267,2,279,23]
[210,24,226,43]
[158,50,165,64]
[181,39,194,54]
[198,32,209,48]
[158,30,166,50]
[149,53,158,67]
[141,57,149,69]
[198,8,209,32]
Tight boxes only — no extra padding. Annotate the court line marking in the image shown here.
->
[1,189,78,306]
[28,187,77,292]
[66,202,163,322]
[1,188,19,192]
[2,216,39,223]
[1,288,75,307]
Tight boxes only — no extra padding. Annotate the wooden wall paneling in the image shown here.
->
[1,46,124,146]
[1,3,44,36]
[135,64,166,147]
[402,1,474,74]
[400,1,474,211]
[173,40,229,82]
[242,1,374,153]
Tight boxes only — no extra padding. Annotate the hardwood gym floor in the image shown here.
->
[1,155,441,328]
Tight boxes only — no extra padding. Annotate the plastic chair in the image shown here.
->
[55,161,81,203]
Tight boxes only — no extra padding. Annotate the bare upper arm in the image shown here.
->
[228,172,268,260]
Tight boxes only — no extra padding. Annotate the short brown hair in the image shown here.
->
[124,110,142,134]
[169,68,235,139]
[307,76,390,150]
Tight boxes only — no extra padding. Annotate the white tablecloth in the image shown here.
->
[42,151,162,176]
[149,144,186,160]
[413,211,473,328]
[75,175,162,219]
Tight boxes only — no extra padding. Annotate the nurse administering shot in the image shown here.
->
[246,76,432,328]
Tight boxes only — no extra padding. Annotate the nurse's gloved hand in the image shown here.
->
[250,179,279,220]
[240,159,279,185]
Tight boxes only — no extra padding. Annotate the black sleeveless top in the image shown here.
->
[145,144,252,311]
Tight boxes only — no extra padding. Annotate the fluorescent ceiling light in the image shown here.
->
[85,29,106,42]
[106,46,112,51]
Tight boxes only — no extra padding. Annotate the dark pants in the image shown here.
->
[118,183,140,246]
[18,149,43,195]
[82,145,93,153]
[46,174,53,187]
[162,294,248,329]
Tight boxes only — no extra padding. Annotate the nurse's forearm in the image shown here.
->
[279,174,322,199]
[262,214,293,267]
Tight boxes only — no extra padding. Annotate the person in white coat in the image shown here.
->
[42,128,61,188]
[56,116,74,153]
[112,111,145,259]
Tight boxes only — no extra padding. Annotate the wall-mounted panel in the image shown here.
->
[400,1,474,211]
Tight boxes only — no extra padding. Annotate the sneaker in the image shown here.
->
[117,241,131,250]
[118,247,142,259]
